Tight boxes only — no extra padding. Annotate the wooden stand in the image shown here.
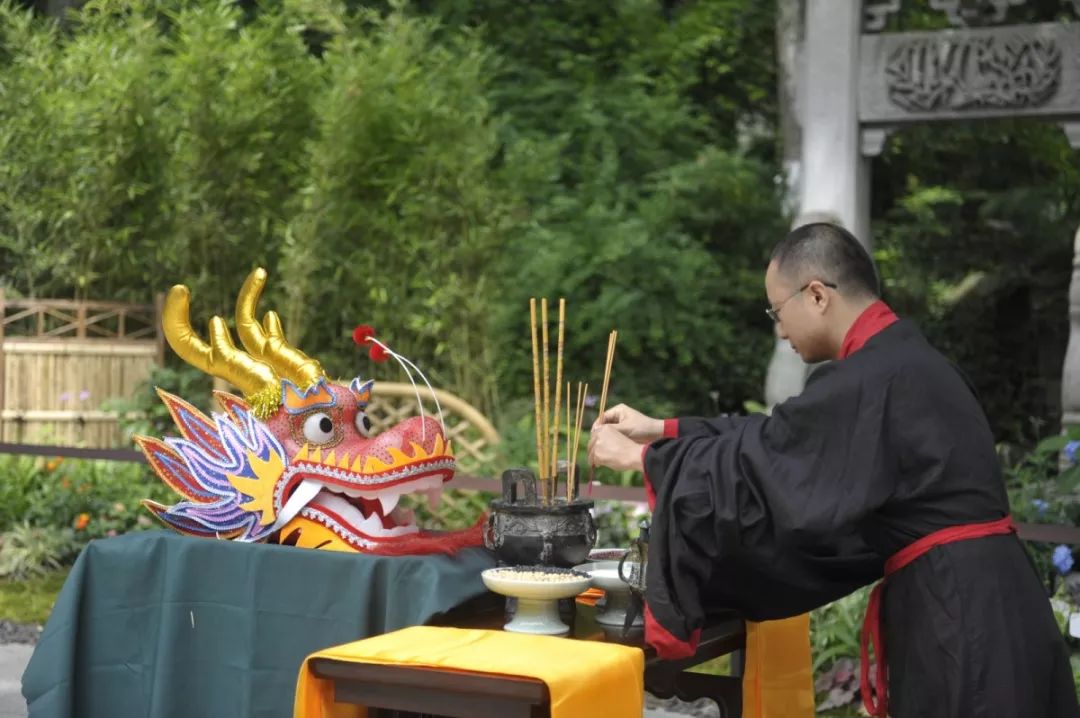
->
[307,594,745,718]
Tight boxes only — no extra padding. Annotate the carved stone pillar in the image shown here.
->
[1061,225,1080,430]
[765,0,871,407]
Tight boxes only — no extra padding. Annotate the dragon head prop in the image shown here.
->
[137,268,483,555]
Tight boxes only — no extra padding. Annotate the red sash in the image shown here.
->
[860,515,1017,717]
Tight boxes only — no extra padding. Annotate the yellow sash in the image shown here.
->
[294,626,644,718]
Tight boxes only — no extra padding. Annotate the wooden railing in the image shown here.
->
[0,290,164,354]
[0,292,165,445]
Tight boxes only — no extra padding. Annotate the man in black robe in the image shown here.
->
[588,222,1079,717]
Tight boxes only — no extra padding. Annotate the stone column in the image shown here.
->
[765,0,871,407]
[1062,225,1080,430]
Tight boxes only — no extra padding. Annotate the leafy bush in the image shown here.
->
[0,0,787,424]
[0,523,79,580]
[0,455,171,536]
[278,6,521,415]
[810,585,871,676]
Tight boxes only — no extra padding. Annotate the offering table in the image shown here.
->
[307,592,746,717]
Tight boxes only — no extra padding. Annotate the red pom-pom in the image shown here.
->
[353,324,375,345]
[369,344,390,363]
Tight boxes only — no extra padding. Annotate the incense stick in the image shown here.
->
[529,299,544,485]
[570,381,587,501]
[597,330,618,420]
[541,299,551,498]
[565,380,571,503]
[589,331,617,491]
[550,298,565,488]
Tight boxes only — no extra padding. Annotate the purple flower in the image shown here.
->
[1053,545,1074,575]
[584,394,598,408]
[1066,441,1080,464]
[58,392,70,403]
[78,389,90,402]
[1032,499,1049,517]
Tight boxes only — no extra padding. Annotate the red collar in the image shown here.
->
[838,300,897,359]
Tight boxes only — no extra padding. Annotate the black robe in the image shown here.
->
[643,319,1079,717]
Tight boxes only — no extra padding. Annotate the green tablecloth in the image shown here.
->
[22,530,495,718]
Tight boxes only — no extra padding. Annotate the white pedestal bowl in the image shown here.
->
[574,560,644,628]
[481,566,592,636]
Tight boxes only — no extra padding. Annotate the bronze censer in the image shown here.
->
[484,467,596,568]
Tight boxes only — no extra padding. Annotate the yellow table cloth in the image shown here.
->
[294,625,644,718]
[742,614,815,718]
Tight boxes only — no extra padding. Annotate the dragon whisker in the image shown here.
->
[368,337,428,442]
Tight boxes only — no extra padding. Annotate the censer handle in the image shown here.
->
[482,513,498,550]
[500,468,538,505]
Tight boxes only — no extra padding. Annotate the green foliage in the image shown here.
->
[0,0,787,424]
[427,0,787,417]
[0,455,172,535]
[810,585,871,673]
[158,1,322,312]
[874,120,1080,444]
[593,500,648,548]
[0,451,172,575]
[279,7,519,414]
[0,522,78,579]
[1000,428,1080,583]
[0,568,69,623]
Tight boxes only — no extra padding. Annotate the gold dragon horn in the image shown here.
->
[163,285,282,417]
[235,267,325,390]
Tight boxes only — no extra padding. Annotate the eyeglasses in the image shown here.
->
[765,281,837,323]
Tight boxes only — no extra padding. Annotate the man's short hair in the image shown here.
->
[770,222,880,299]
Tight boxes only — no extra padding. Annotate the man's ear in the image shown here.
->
[808,281,831,312]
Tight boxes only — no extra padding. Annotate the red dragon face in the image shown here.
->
[137,268,483,555]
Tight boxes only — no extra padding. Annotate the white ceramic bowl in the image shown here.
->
[481,568,593,601]
[573,560,644,628]
[572,560,631,593]
[481,567,593,635]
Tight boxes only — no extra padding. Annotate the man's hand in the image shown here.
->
[593,403,664,444]
[588,424,645,473]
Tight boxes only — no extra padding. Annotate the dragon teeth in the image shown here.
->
[337,453,352,469]
[271,479,322,532]
[386,446,411,465]
[378,492,400,515]
[422,486,443,509]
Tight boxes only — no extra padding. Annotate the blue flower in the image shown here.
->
[1053,545,1074,575]
[1066,441,1080,464]
[1032,499,1049,517]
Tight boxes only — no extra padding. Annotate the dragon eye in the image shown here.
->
[354,410,374,438]
[302,413,335,444]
